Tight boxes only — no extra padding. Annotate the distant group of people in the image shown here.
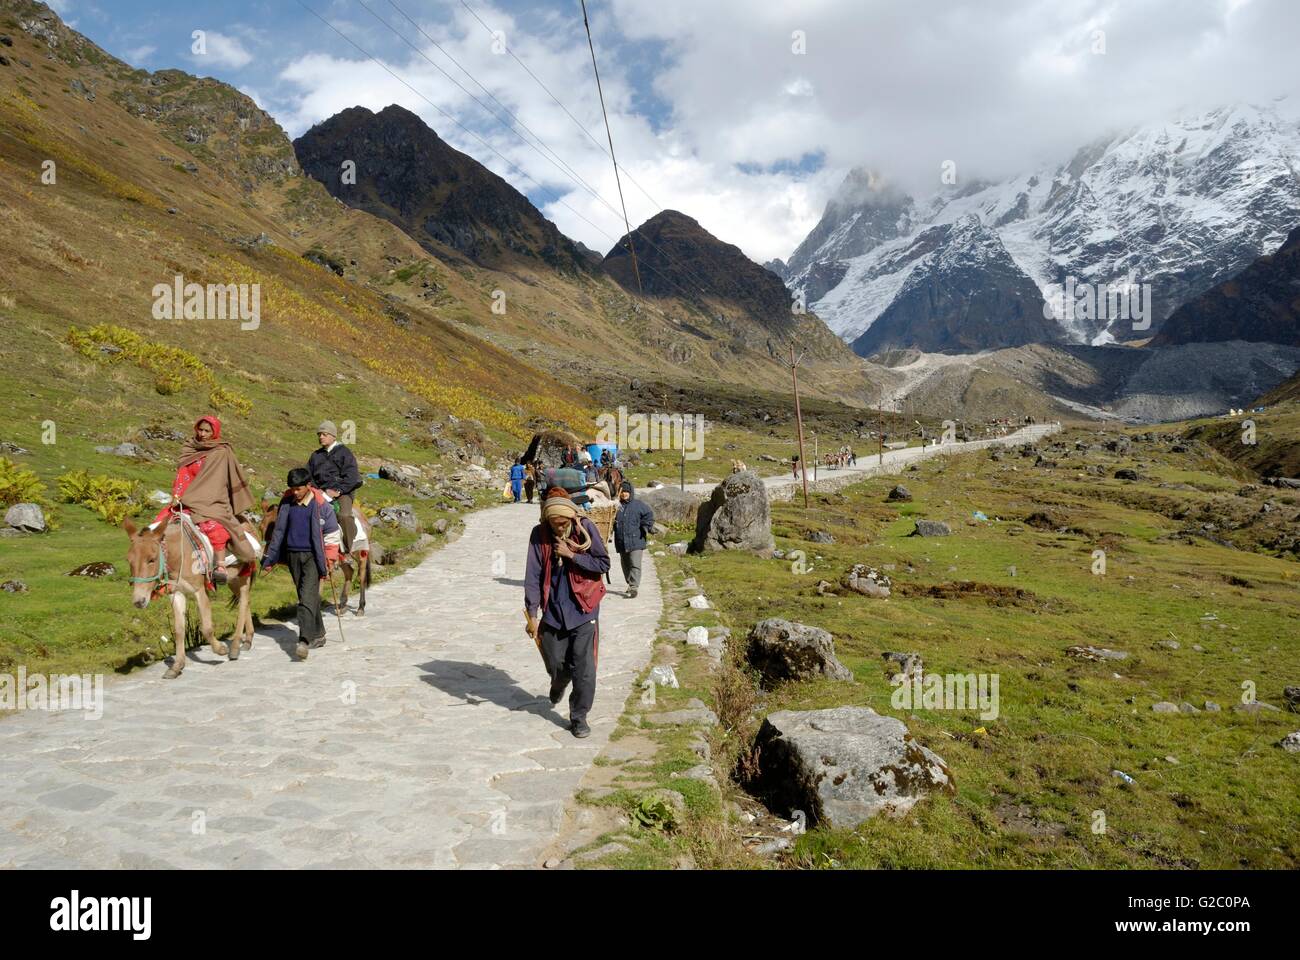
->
[155,416,363,661]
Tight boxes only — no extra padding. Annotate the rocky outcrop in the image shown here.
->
[743,707,955,828]
[638,486,704,526]
[746,619,853,687]
[691,470,773,553]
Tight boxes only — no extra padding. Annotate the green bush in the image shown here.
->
[0,457,52,509]
[57,470,144,525]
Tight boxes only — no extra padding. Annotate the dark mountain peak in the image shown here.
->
[293,104,587,272]
[851,216,1064,356]
[1152,222,1300,347]
[602,210,800,339]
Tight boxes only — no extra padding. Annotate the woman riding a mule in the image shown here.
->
[154,415,258,582]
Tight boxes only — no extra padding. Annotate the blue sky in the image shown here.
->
[46,0,1300,263]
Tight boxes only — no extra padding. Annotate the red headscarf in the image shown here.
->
[196,415,222,440]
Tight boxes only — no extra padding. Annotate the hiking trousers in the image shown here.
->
[619,549,643,589]
[286,550,325,642]
[539,619,598,723]
[335,493,357,553]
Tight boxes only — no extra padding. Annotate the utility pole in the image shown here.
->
[877,383,884,466]
[813,433,818,482]
[788,343,810,509]
[679,447,685,492]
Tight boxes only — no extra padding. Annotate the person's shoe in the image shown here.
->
[548,677,568,706]
[295,640,309,661]
[626,587,638,599]
[308,636,327,649]
[570,719,591,738]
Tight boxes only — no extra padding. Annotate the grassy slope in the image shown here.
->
[648,429,1299,869]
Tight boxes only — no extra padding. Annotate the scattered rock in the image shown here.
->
[1204,701,1221,712]
[5,503,46,532]
[806,530,835,544]
[886,484,912,502]
[746,618,853,687]
[647,665,679,688]
[687,595,709,609]
[67,562,115,578]
[1151,702,1179,714]
[377,504,417,532]
[668,541,688,556]
[1232,701,1280,715]
[1178,702,1200,714]
[841,563,891,598]
[1114,468,1140,481]
[1,579,28,593]
[1157,639,1180,650]
[1279,732,1300,753]
[743,706,955,829]
[1065,645,1129,662]
[882,651,923,681]
[912,519,951,537]
[685,626,709,647]
[573,842,629,863]
[1283,686,1300,712]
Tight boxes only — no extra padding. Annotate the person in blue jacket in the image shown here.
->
[509,457,526,503]
[612,480,655,598]
[262,467,338,661]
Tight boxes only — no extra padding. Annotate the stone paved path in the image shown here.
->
[0,503,660,869]
[684,424,1060,497]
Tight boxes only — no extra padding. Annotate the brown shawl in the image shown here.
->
[177,440,254,537]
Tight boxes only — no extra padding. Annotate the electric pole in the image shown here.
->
[788,343,810,509]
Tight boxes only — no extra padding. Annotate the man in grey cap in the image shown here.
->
[307,420,362,553]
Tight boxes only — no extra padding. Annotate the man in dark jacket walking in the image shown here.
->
[612,480,654,599]
[308,420,362,554]
[524,491,609,738]
[262,467,336,661]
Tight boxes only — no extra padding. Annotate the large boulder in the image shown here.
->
[746,618,852,687]
[691,470,773,553]
[912,519,951,537]
[5,503,46,532]
[639,486,704,525]
[744,707,955,828]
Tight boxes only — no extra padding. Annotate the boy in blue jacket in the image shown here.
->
[262,467,338,661]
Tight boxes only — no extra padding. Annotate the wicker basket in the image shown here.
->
[587,503,617,547]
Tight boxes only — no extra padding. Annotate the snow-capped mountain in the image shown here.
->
[788,103,1300,353]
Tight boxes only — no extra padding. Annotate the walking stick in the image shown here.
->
[326,564,346,643]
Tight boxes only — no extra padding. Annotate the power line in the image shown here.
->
[580,0,641,294]
[457,0,664,214]
[368,0,615,224]
[332,0,728,307]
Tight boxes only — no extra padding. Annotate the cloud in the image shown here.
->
[265,0,1300,264]
[194,30,253,70]
[123,44,156,64]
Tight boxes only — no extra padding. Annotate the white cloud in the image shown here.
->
[195,31,253,70]
[267,0,1300,264]
[123,44,156,64]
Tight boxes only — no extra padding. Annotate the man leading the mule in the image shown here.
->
[523,490,609,738]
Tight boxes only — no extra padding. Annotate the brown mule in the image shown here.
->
[123,513,257,679]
